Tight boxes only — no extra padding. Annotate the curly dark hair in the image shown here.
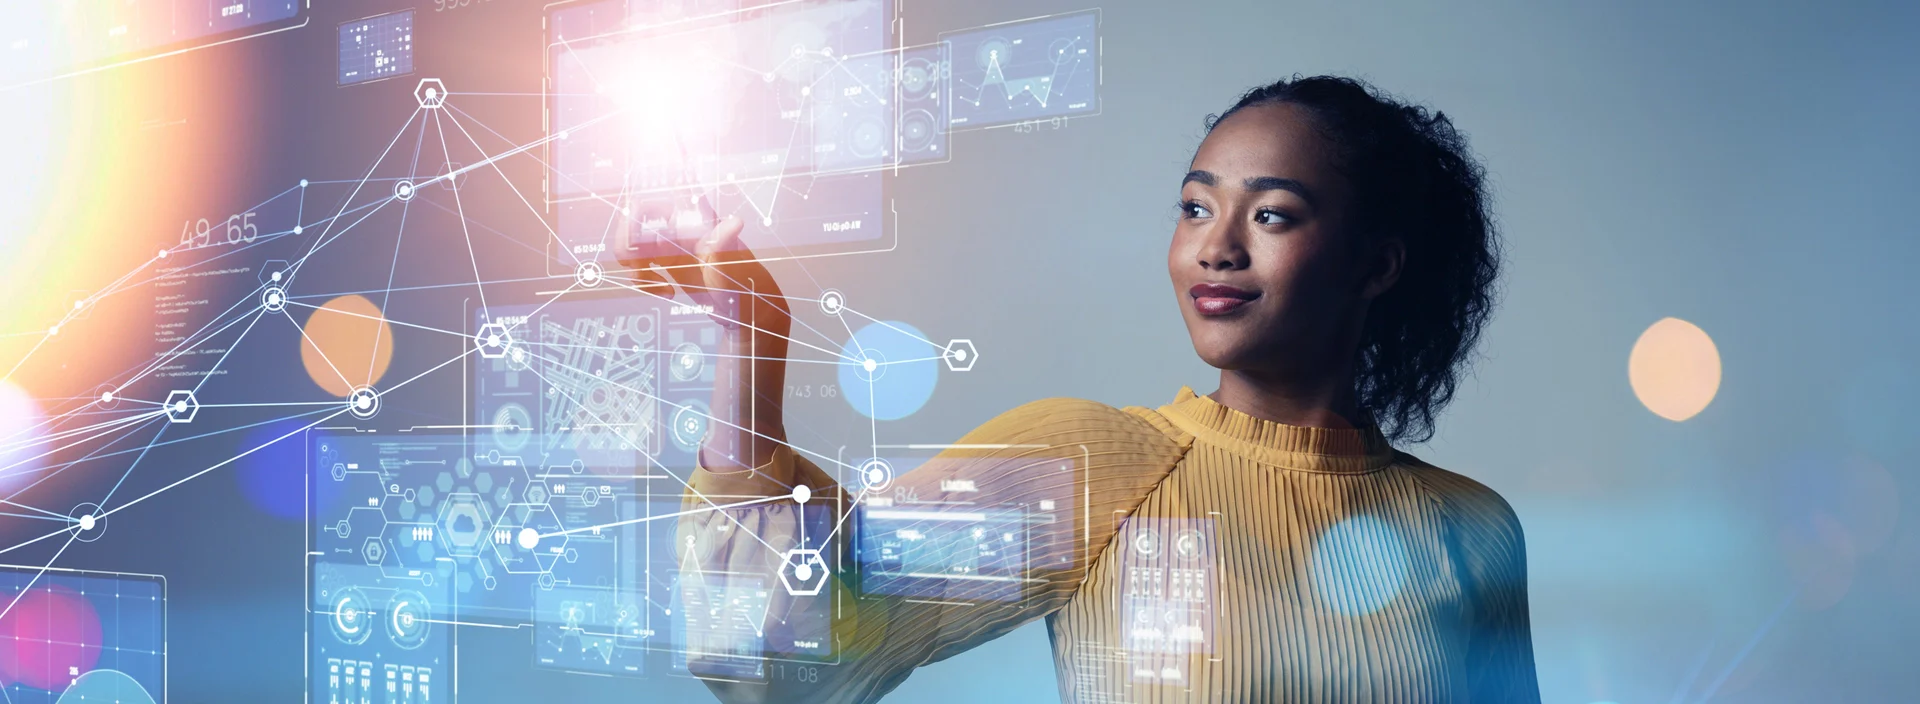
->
[1205,75,1501,444]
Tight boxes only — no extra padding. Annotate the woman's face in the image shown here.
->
[1169,102,1396,380]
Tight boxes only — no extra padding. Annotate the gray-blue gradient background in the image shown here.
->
[851,0,1920,701]
[4,0,1916,701]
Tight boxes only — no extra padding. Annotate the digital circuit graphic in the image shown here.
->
[0,2,1119,701]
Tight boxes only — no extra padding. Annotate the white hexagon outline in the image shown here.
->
[475,322,513,359]
[943,339,978,372]
[779,548,829,596]
[164,390,199,423]
[415,78,448,109]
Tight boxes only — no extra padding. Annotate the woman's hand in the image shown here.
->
[630,214,796,483]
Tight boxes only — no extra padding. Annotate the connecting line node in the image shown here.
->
[475,322,513,359]
[576,261,604,288]
[261,286,287,313]
[165,390,200,423]
[394,180,416,202]
[70,503,105,543]
[944,339,980,372]
[415,78,448,109]
[819,289,846,316]
[348,386,381,419]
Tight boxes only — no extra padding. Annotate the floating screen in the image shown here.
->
[942,11,1101,129]
[338,11,415,85]
[0,566,166,704]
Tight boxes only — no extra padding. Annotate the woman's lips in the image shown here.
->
[1189,282,1260,316]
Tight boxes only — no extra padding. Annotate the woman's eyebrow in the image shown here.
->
[1242,176,1317,206]
[1182,170,1217,187]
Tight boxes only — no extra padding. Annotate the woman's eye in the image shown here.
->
[1181,201,1213,219]
[1254,209,1291,226]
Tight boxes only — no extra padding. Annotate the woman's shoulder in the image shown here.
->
[1394,451,1525,542]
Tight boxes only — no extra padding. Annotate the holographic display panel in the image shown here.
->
[338,10,415,86]
[0,566,166,704]
[943,11,1101,129]
[547,0,892,265]
[852,454,1078,602]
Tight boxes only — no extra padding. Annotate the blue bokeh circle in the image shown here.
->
[838,320,939,421]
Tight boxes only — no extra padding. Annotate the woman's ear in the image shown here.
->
[1361,237,1405,300]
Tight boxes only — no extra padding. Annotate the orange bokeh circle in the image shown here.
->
[299,295,394,398]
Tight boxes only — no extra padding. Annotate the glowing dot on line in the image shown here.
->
[558,129,570,140]
[793,484,811,504]
[762,216,773,226]
[157,250,168,258]
[100,391,113,403]
[47,326,57,336]
[271,272,282,282]
[72,300,84,309]
[862,358,877,373]
[173,401,188,413]
[517,528,540,549]
[300,179,309,188]
[952,348,968,362]
[77,514,95,531]
[293,225,304,235]
[795,563,813,581]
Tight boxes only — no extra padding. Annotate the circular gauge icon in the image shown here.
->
[670,342,704,382]
[900,59,936,100]
[387,590,432,650]
[491,403,532,452]
[330,587,373,646]
[1174,529,1208,561]
[976,37,1013,73]
[670,400,711,453]
[850,118,886,158]
[1131,528,1162,559]
[901,109,936,154]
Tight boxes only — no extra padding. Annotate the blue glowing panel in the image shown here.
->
[942,11,1100,129]
[309,431,651,626]
[338,11,414,86]
[547,0,891,265]
[307,563,446,704]
[472,291,739,474]
[0,566,166,704]
[534,585,649,677]
[852,455,1077,602]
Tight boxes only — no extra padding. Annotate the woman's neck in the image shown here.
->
[1208,366,1363,430]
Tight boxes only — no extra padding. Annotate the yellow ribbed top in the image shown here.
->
[681,388,1539,703]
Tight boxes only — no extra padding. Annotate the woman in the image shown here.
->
[647,75,1537,703]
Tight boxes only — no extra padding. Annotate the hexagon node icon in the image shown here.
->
[475,322,513,359]
[415,78,447,109]
[943,339,978,372]
[437,494,490,558]
[164,390,199,423]
[779,549,829,596]
[259,259,290,286]
[361,537,387,566]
